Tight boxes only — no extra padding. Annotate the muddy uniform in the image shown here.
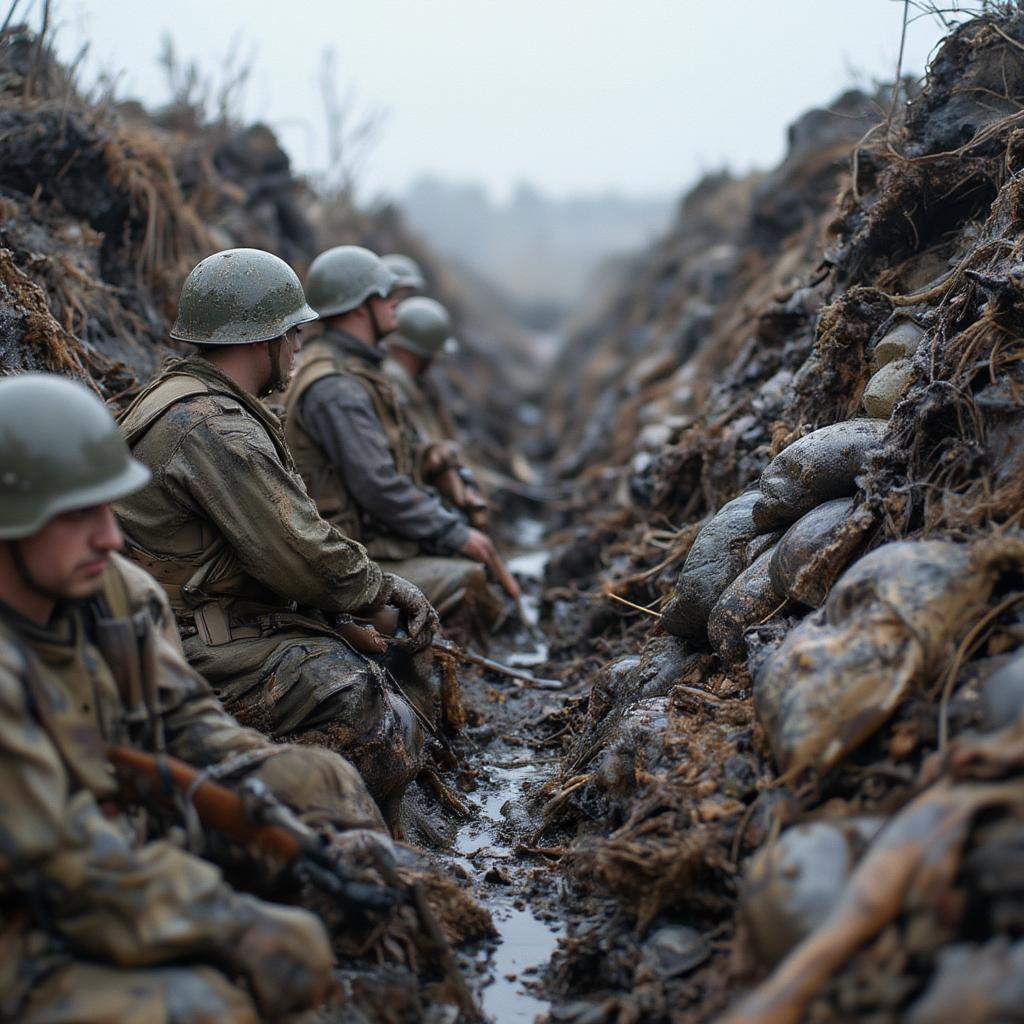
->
[0,553,356,1023]
[114,356,424,814]
[383,355,456,448]
[285,328,487,617]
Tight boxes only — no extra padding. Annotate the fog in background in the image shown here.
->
[54,1,975,320]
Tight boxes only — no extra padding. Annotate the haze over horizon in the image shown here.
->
[54,0,973,205]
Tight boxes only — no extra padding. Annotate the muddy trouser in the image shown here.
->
[184,626,424,825]
[10,960,261,1024]
[375,554,494,620]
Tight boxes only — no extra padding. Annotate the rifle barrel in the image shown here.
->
[432,638,563,690]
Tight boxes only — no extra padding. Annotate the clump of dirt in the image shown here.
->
[533,10,1024,1023]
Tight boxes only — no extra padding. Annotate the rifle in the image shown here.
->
[108,745,485,1021]
[108,744,402,912]
[336,613,564,691]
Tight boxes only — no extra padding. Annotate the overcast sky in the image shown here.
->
[53,0,976,203]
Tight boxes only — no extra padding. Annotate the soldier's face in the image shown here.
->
[17,504,123,599]
[371,294,400,336]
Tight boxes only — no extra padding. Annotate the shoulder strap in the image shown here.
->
[284,343,346,430]
[118,374,212,449]
[342,360,411,475]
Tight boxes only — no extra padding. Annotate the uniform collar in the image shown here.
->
[323,328,384,367]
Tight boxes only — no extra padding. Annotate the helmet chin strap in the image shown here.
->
[8,540,65,602]
[262,336,287,395]
[366,297,386,343]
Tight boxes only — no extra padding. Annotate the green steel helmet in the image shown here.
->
[170,248,318,345]
[305,245,398,319]
[392,297,458,358]
[382,253,426,291]
[0,373,150,539]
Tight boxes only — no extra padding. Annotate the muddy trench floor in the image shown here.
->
[356,521,619,1024]
[434,535,583,1024]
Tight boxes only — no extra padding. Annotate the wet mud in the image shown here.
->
[8,9,1024,1024]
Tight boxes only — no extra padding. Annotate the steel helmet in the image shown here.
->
[305,245,398,319]
[382,253,426,291]
[392,297,458,358]
[170,248,317,345]
[0,373,150,539]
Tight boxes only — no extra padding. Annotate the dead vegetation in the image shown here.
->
[532,8,1024,1023]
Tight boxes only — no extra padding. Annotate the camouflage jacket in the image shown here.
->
[0,554,286,971]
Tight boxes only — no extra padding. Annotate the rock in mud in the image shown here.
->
[707,546,782,668]
[662,490,767,642]
[863,357,916,418]
[755,539,1022,775]
[768,497,870,608]
[873,318,925,367]
[641,925,710,979]
[752,418,889,530]
[741,818,882,965]
[980,647,1024,732]
[906,940,1024,1024]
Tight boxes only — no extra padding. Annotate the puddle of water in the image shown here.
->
[456,763,541,854]
[507,549,550,580]
[513,518,547,548]
[506,633,549,668]
[455,758,560,1022]
[480,902,562,1024]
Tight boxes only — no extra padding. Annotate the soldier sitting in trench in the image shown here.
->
[384,294,493,534]
[114,247,438,830]
[0,372,397,1022]
[283,245,510,627]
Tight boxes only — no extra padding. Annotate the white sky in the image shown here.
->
[52,0,975,203]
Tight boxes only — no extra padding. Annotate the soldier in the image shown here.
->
[0,372,380,1022]
[115,248,436,827]
[385,296,491,533]
[382,251,427,303]
[284,245,512,624]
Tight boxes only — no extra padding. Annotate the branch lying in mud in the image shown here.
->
[717,779,1024,1024]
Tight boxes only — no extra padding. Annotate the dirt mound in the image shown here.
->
[538,11,1024,1022]
[0,22,513,461]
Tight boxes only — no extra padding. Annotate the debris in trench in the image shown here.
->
[529,10,1024,1023]
[11,7,1024,1024]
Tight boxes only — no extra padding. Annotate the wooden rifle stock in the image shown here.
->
[108,745,301,860]
[108,745,405,912]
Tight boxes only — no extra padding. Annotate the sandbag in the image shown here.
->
[906,940,1024,1024]
[662,490,766,642]
[873,318,925,367]
[708,546,782,668]
[752,418,888,530]
[980,648,1024,732]
[755,539,1017,775]
[741,818,883,965]
[768,497,867,608]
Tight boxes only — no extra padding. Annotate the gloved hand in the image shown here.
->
[228,896,335,1017]
[380,572,439,646]
[422,441,461,480]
